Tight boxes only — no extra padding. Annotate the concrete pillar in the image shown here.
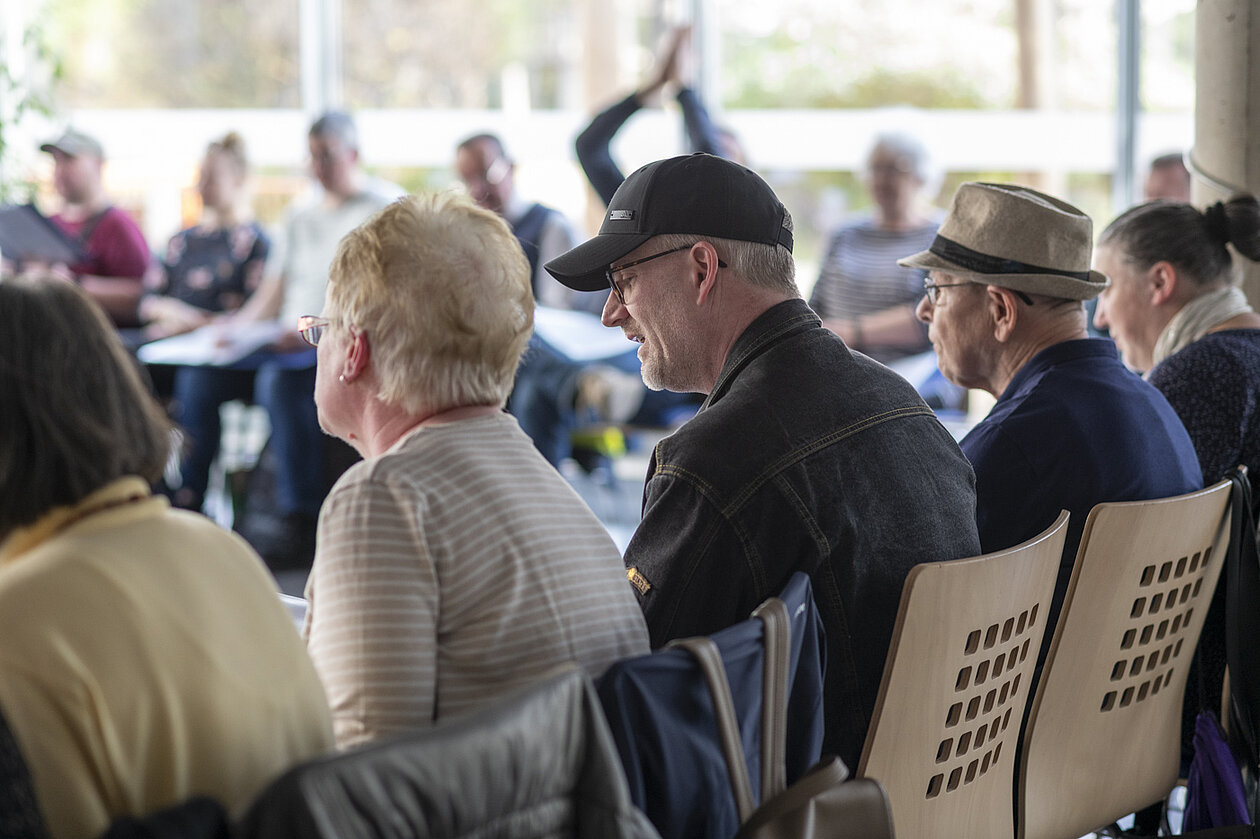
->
[1014,0,1064,197]
[1192,0,1260,306]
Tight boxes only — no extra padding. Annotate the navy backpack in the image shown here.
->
[596,572,827,839]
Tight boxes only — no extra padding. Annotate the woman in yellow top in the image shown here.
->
[0,278,333,838]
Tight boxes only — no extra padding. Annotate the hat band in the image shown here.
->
[929,234,1092,282]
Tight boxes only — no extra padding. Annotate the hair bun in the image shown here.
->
[1203,201,1230,246]
[210,131,248,171]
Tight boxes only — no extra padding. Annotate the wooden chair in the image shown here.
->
[857,511,1069,839]
[1017,480,1234,839]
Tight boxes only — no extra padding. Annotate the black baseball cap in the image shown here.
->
[545,153,794,291]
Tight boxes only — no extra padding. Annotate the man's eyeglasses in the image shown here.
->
[922,281,971,305]
[297,315,330,347]
[606,245,728,305]
[462,156,510,192]
[923,281,1035,306]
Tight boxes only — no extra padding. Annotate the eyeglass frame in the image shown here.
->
[297,315,330,347]
[459,155,510,193]
[922,280,1035,307]
[606,245,728,305]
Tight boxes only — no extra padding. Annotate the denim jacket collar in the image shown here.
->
[704,298,822,409]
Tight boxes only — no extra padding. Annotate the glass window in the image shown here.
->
[341,0,582,109]
[43,0,301,108]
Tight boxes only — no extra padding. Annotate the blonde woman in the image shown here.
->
[301,193,648,748]
[142,132,270,512]
[139,131,267,339]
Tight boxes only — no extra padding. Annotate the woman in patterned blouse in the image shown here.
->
[1094,192,1260,766]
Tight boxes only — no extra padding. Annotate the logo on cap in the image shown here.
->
[609,210,635,221]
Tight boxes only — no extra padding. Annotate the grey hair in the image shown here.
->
[868,131,941,196]
[309,110,360,151]
[654,211,798,297]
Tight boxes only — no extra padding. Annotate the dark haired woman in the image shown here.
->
[1094,193,1260,774]
[0,279,331,838]
[1095,194,1260,488]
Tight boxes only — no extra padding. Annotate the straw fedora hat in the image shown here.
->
[898,182,1108,300]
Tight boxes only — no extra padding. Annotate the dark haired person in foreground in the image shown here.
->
[0,279,332,838]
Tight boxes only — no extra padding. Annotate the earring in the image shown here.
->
[339,374,346,384]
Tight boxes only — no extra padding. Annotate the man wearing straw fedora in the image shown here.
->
[904,182,1201,637]
[545,153,981,769]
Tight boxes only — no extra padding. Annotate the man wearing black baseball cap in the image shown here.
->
[545,153,980,767]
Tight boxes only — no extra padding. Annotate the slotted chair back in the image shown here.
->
[857,511,1069,839]
[1018,480,1234,839]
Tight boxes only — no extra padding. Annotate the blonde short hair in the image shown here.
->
[326,192,534,413]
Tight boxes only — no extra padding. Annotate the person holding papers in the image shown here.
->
[138,132,270,511]
[31,128,151,328]
[138,132,269,340]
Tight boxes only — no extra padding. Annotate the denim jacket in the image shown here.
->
[623,298,980,767]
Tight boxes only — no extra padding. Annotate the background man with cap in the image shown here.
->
[907,181,1201,641]
[36,128,151,328]
[545,152,981,769]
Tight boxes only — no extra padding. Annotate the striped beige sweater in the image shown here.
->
[304,412,648,748]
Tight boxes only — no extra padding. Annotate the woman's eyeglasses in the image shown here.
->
[297,315,329,347]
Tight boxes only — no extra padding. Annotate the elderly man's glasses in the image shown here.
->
[297,315,329,346]
[606,246,727,305]
[922,282,970,305]
[922,281,1035,306]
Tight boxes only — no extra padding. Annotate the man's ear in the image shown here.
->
[342,328,371,382]
[986,285,1021,343]
[692,241,723,305]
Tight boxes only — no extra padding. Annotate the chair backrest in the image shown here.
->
[856,511,1069,839]
[596,572,826,839]
[237,666,660,839]
[1018,480,1234,839]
